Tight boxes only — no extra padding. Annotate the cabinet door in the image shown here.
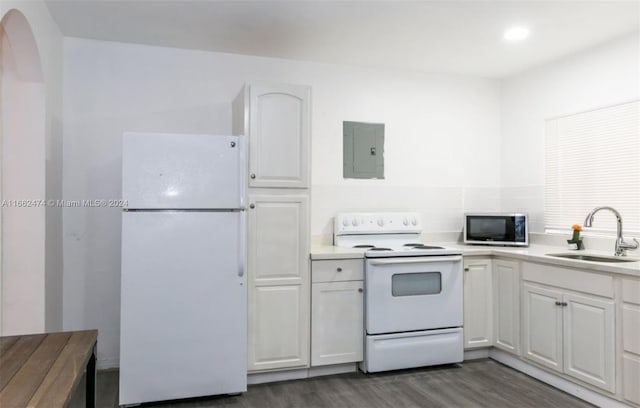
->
[493,259,520,354]
[563,292,615,392]
[523,283,563,373]
[249,84,310,188]
[623,355,640,405]
[622,279,640,404]
[463,258,493,349]
[311,281,364,366]
[247,194,309,371]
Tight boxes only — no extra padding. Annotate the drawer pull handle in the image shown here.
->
[336,267,343,272]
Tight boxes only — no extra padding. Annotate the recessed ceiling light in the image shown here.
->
[503,26,530,42]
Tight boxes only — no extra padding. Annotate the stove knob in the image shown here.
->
[377,218,384,227]
[403,218,409,226]
[352,219,358,226]
[411,217,417,226]
[342,218,349,227]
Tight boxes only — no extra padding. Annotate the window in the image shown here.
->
[545,101,640,235]
[391,272,441,296]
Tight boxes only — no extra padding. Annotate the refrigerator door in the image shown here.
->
[122,133,243,209]
[120,211,247,405]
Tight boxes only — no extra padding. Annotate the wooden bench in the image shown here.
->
[0,330,97,408]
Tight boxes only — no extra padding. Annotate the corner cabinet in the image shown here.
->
[233,83,311,189]
[247,194,310,371]
[463,258,493,349]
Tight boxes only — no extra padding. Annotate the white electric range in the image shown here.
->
[334,212,464,373]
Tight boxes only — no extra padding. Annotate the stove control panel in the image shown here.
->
[334,212,422,235]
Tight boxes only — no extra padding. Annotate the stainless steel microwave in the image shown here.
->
[464,213,529,247]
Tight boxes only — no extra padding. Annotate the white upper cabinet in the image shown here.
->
[233,83,311,189]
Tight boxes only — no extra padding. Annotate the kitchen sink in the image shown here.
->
[546,253,639,263]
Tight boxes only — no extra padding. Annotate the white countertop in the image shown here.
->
[310,243,640,278]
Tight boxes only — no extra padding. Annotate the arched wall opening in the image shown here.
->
[0,8,47,335]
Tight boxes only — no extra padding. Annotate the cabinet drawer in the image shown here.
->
[312,259,363,283]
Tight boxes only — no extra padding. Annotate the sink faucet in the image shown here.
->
[584,206,639,256]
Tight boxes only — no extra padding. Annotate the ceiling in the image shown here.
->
[45,0,640,78]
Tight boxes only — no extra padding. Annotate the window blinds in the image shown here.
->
[545,101,640,235]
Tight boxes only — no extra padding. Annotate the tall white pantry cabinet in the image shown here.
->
[233,83,311,372]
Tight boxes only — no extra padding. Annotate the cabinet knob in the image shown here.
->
[249,204,255,209]
[336,267,343,272]
[250,173,256,179]
[464,267,470,272]
[358,288,363,293]
[555,301,562,306]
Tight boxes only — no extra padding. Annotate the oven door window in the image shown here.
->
[391,272,442,296]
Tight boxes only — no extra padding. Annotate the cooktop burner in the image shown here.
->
[402,243,424,247]
[411,245,445,250]
[353,245,375,249]
[368,247,392,251]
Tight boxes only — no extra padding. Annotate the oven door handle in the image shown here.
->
[368,255,462,265]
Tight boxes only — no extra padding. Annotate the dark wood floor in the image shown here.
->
[94,359,593,407]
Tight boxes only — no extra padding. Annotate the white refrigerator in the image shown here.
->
[119,132,247,406]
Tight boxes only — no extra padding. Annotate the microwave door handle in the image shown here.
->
[368,256,462,265]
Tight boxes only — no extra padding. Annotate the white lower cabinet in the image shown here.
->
[463,258,493,349]
[311,259,364,367]
[523,283,563,372]
[522,262,615,393]
[563,292,615,392]
[251,285,307,370]
[622,278,640,405]
[247,194,309,372]
[493,259,520,354]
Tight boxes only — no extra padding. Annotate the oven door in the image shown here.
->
[365,255,462,335]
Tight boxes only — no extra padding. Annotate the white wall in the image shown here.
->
[0,1,64,334]
[500,33,639,233]
[62,37,501,366]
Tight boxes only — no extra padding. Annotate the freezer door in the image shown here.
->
[120,211,247,405]
[122,132,243,209]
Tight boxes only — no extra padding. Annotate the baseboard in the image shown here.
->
[248,363,358,385]
[489,349,628,408]
[464,349,490,360]
[248,368,308,385]
[97,357,119,370]
[308,363,357,378]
